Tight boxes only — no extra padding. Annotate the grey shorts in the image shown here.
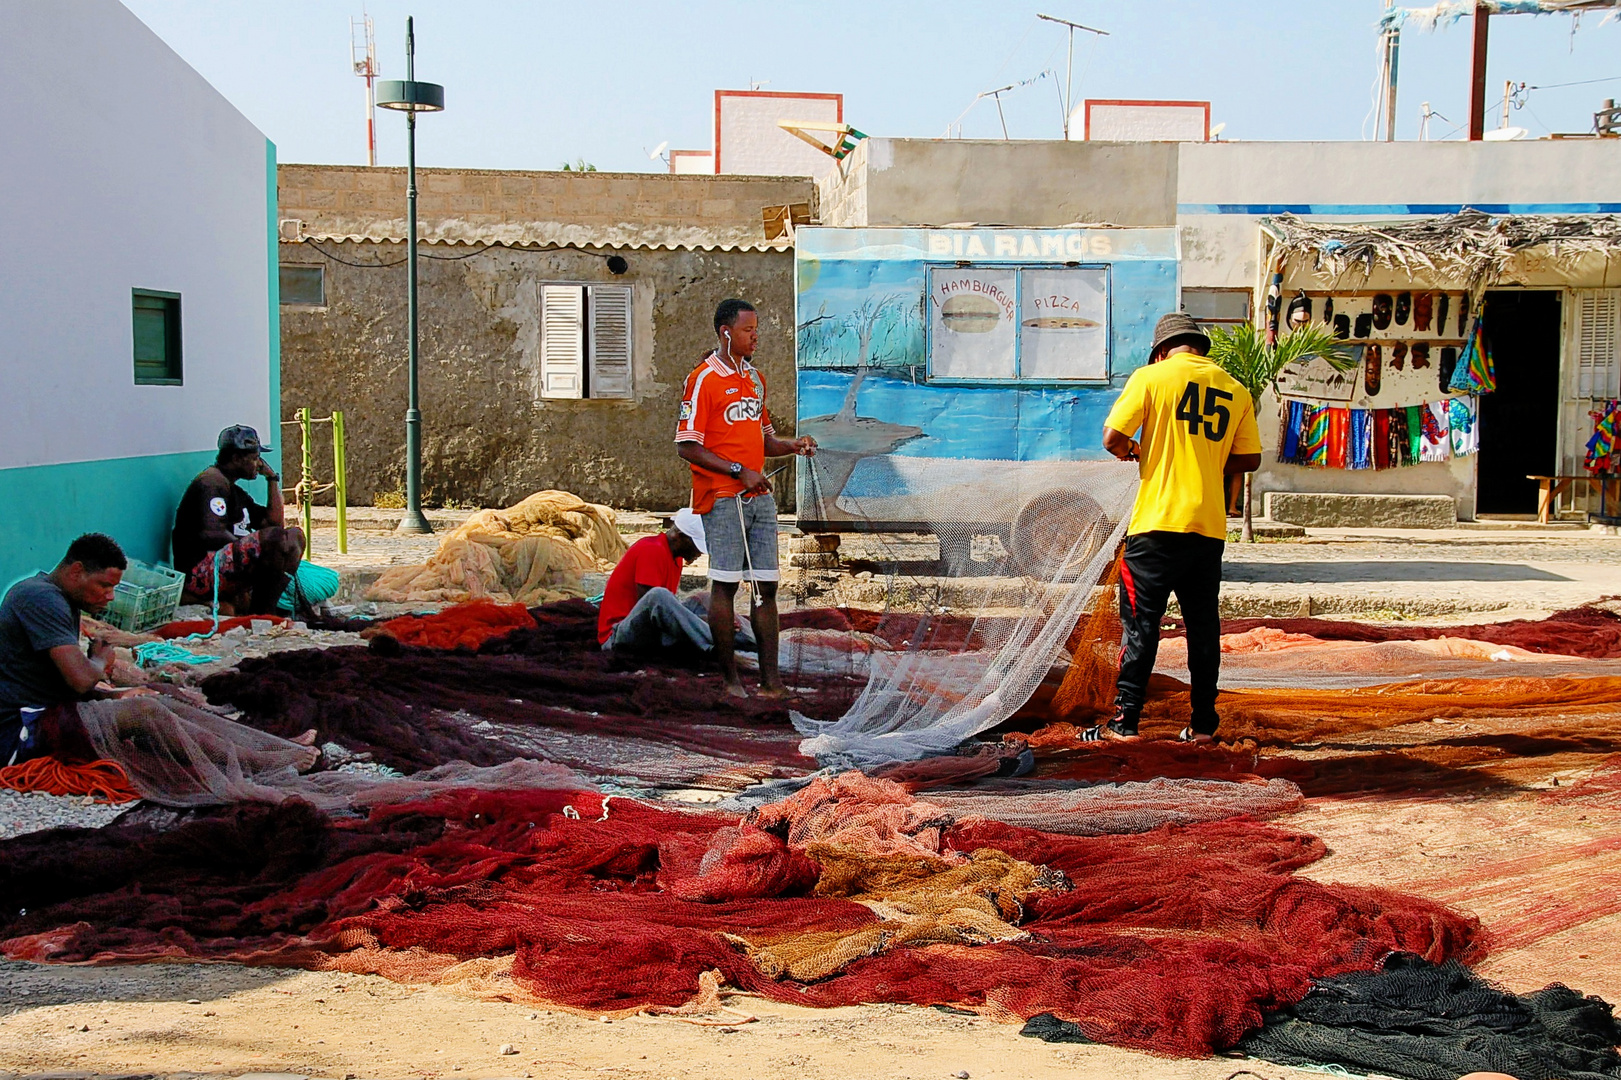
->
[702,493,780,583]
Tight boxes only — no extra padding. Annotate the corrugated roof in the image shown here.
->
[289,216,789,253]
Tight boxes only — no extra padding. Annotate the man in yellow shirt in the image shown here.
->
[1086,312,1262,744]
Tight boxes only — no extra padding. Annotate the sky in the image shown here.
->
[122,1,1621,172]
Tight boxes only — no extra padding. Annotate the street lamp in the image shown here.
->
[376,17,444,534]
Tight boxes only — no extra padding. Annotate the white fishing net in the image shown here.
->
[77,696,583,812]
[787,456,1138,770]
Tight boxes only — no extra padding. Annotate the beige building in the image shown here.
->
[276,164,812,510]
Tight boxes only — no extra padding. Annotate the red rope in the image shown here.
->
[0,757,140,803]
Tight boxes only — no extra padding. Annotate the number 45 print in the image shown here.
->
[1176,382,1233,441]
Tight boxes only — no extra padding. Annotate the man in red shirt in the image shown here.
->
[598,509,713,656]
[675,299,815,698]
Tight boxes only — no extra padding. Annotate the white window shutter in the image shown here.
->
[589,284,634,399]
[1557,288,1621,513]
[540,285,585,400]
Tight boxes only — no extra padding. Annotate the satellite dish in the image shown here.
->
[1482,126,1528,141]
[1209,122,1227,140]
[647,141,669,160]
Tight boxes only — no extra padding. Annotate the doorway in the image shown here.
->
[1476,290,1562,515]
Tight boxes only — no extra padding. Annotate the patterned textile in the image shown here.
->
[1325,409,1350,470]
[1387,408,1412,468]
[184,532,263,598]
[1348,409,1374,470]
[1449,396,1480,457]
[1586,400,1621,473]
[1405,406,1424,465]
[1303,406,1330,467]
[1449,310,1496,394]
[1279,400,1307,464]
[1373,409,1393,470]
[1419,401,1451,463]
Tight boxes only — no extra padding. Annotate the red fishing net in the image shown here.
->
[0,774,1480,1058]
[373,599,538,650]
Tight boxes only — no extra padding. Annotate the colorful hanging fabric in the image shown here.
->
[1586,399,1621,473]
[1279,400,1306,464]
[1325,408,1350,469]
[1388,408,1412,467]
[1419,401,1451,462]
[1373,409,1393,470]
[1405,406,1424,464]
[1448,303,1496,394]
[1349,409,1374,470]
[1304,406,1330,467]
[1448,396,1480,457]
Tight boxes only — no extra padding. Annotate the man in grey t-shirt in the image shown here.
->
[0,534,127,765]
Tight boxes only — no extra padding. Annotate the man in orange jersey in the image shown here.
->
[675,299,816,698]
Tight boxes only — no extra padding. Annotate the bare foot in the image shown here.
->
[723,680,749,700]
[291,728,318,746]
[294,745,320,772]
[755,682,789,700]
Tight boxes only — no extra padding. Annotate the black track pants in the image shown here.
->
[1115,530,1225,734]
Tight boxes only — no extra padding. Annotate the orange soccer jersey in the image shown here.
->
[674,353,776,514]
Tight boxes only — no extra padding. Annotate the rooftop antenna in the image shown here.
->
[1037,13,1109,138]
[351,11,379,166]
[983,81,1019,140]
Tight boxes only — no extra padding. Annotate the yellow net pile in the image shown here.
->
[368,490,629,606]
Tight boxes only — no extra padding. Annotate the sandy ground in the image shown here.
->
[0,961,1330,1080]
[4,518,1619,1078]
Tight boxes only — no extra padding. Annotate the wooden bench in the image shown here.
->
[1528,474,1621,524]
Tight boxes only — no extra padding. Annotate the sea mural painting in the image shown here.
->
[793,226,1179,530]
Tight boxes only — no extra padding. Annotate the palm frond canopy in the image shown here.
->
[1261,210,1621,292]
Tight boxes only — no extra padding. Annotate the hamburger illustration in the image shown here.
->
[940,292,1003,333]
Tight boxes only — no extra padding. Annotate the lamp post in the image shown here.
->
[376,17,444,534]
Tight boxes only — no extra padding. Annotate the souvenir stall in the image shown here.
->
[1254,211,1621,521]
[1271,287,1488,472]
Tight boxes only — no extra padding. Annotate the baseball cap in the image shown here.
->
[1151,312,1211,357]
[218,425,272,454]
[671,507,707,556]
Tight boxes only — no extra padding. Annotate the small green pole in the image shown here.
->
[299,406,313,550]
[332,410,348,555]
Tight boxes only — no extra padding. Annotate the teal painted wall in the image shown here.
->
[0,450,219,587]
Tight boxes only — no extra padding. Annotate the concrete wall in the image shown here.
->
[0,0,273,582]
[819,138,1179,229]
[279,241,797,512]
[279,164,815,251]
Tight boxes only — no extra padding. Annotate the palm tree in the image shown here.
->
[1206,322,1353,542]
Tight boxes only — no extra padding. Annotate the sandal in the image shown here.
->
[1081,716,1139,743]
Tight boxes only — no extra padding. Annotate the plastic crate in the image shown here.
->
[101,559,185,633]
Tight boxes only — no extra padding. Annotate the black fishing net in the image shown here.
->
[1236,953,1621,1080]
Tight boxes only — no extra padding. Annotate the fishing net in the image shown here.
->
[786,456,1139,770]
[197,600,856,790]
[368,490,627,606]
[0,773,1481,1058]
[1185,603,1621,660]
[1235,953,1621,1080]
[72,695,579,811]
[372,599,538,650]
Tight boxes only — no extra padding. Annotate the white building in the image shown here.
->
[0,0,277,585]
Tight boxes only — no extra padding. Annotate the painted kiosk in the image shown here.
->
[794,225,1177,576]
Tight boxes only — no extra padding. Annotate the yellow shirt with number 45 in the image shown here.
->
[1104,352,1261,540]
